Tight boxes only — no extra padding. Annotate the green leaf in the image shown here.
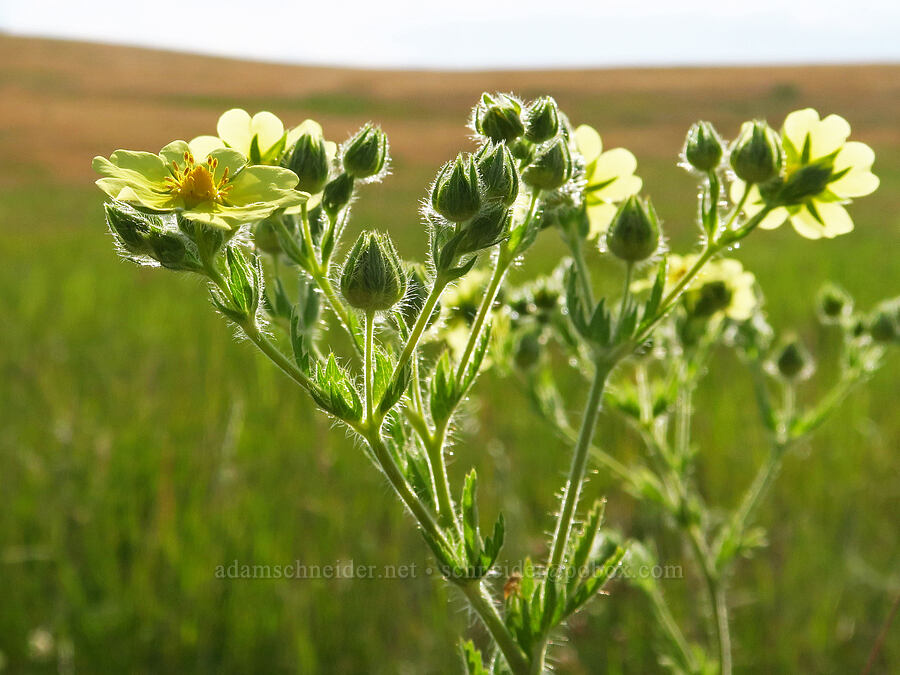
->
[459,640,488,675]
[459,321,492,394]
[568,500,605,594]
[429,351,458,423]
[565,544,625,616]
[461,470,483,570]
[641,256,668,326]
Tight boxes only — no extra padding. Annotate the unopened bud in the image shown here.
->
[252,218,283,255]
[869,307,898,343]
[524,96,560,143]
[514,332,542,370]
[340,231,406,312]
[342,124,388,179]
[522,138,573,190]
[148,231,195,270]
[474,93,524,143]
[477,143,519,206]
[322,172,355,217]
[606,196,660,263]
[105,202,152,253]
[684,121,724,172]
[817,283,852,324]
[431,154,482,222]
[689,280,732,318]
[729,120,782,184]
[456,205,511,255]
[775,338,813,380]
[285,132,330,194]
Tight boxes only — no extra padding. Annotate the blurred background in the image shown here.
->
[1,1,898,672]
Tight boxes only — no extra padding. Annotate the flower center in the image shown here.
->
[166,152,232,208]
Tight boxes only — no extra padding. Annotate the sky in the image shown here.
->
[2,0,899,69]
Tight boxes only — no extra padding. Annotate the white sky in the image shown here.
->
[2,0,899,69]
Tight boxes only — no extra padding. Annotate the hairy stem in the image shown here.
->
[425,419,459,534]
[548,359,613,571]
[454,251,510,382]
[647,584,700,672]
[457,580,531,675]
[364,309,375,423]
[685,524,731,675]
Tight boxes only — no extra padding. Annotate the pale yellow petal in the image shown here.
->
[587,203,618,239]
[810,114,850,158]
[593,148,638,181]
[217,109,253,156]
[250,111,285,153]
[188,135,225,161]
[831,142,879,197]
[783,108,820,153]
[815,201,854,237]
[575,124,602,163]
[758,206,789,230]
[593,173,642,203]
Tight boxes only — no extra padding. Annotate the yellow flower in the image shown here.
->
[731,108,878,239]
[191,109,337,166]
[634,254,759,321]
[573,124,642,237]
[93,139,305,230]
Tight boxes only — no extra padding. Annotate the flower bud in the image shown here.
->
[522,138,573,190]
[105,202,151,253]
[684,121,724,172]
[774,337,813,380]
[524,96,560,143]
[285,132,330,194]
[776,161,833,205]
[689,280,732,318]
[729,120,782,184]
[431,154,482,222]
[342,124,388,179]
[252,218,284,255]
[322,172,355,217]
[605,196,660,263]
[477,143,519,206]
[148,231,189,268]
[456,205,511,255]
[514,332,542,370]
[817,283,852,324]
[869,307,898,343]
[474,93,524,143]
[340,231,406,312]
[400,263,439,329]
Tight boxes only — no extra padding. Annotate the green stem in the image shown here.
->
[425,419,459,534]
[721,183,751,233]
[457,581,531,675]
[727,441,786,549]
[244,324,315,393]
[647,584,699,672]
[684,524,731,675]
[618,262,634,322]
[454,251,510,382]
[566,227,595,308]
[299,201,318,266]
[364,309,375,423]
[386,279,448,404]
[548,359,613,571]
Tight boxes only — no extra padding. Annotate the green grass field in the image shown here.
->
[1,37,898,673]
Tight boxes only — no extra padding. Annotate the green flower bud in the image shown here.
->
[817,283,852,324]
[322,172,355,217]
[688,280,732,318]
[456,205,511,255]
[522,138,573,190]
[252,218,284,255]
[514,332,542,370]
[285,132,330,194]
[532,283,560,313]
[148,231,188,267]
[774,337,813,380]
[605,196,660,263]
[729,120,782,184]
[431,154,482,222]
[105,202,151,253]
[869,308,897,343]
[684,121,724,172]
[524,96,560,143]
[476,143,519,206]
[340,231,406,312]
[474,93,524,143]
[400,263,439,329]
[776,161,834,205]
[342,124,388,179]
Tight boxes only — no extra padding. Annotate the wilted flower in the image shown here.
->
[573,124,642,237]
[93,140,305,230]
[731,109,879,239]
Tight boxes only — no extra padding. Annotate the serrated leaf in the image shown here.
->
[459,640,488,675]
[642,256,668,325]
[589,298,610,345]
[568,500,605,594]
[564,262,588,336]
[481,512,505,570]
[461,470,483,570]
[565,545,625,616]
[460,321,492,393]
[429,351,458,423]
